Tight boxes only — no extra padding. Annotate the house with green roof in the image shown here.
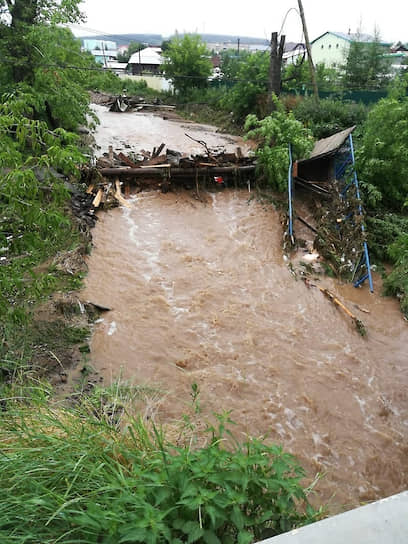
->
[310,31,391,68]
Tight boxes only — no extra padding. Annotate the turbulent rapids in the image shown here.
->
[82,105,408,512]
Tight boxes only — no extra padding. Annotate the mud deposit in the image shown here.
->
[83,107,408,512]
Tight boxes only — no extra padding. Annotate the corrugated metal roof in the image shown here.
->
[300,126,355,162]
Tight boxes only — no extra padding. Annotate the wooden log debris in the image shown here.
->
[83,139,257,207]
[114,178,132,208]
[99,165,256,177]
[304,279,367,336]
[92,188,103,208]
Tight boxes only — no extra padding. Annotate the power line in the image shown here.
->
[0,56,274,84]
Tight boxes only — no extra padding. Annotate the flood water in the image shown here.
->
[83,106,408,512]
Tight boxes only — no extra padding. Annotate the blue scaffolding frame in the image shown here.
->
[289,135,374,292]
[334,134,374,292]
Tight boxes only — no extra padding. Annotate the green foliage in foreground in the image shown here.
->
[0,91,85,377]
[245,100,314,191]
[0,407,321,544]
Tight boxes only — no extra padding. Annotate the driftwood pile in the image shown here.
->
[313,181,366,279]
[82,136,256,208]
[90,90,175,113]
[66,181,97,235]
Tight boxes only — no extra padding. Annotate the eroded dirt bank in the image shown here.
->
[82,106,408,512]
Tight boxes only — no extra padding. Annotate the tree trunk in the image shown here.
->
[269,32,285,112]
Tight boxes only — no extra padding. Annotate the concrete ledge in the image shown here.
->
[257,491,408,544]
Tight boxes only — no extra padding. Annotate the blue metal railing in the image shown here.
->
[287,144,294,244]
[348,134,374,292]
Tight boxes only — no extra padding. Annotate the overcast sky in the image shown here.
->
[71,0,406,44]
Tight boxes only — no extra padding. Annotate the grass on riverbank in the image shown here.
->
[0,393,323,544]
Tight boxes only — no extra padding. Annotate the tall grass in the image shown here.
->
[0,398,322,543]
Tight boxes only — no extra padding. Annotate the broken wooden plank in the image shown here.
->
[92,188,103,207]
[296,214,319,234]
[152,143,165,158]
[140,164,171,169]
[117,152,140,168]
[143,154,167,166]
[114,178,132,208]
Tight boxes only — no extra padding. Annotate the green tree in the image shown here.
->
[117,41,143,63]
[282,61,339,93]
[357,79,408,209]
[219,49,251,80]
[162,34,212,94]
[0,0,84,84]
[342,31,391,90]
[221,51,269,122]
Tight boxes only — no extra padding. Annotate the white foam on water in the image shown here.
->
[108,321,117,336]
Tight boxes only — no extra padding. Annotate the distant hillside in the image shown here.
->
[80,34,163,46]
[79,32,271,48]
[171,33,269,45]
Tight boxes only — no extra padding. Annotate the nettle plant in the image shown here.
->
[0,408,322,543]
[244,98,314,192]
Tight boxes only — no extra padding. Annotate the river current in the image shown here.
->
[82,106,408,511]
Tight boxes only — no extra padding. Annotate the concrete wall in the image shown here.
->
[257,491,408,544]
[119,74,173,92]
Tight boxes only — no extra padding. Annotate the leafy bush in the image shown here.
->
[88,72,161,99]
[245,99,314,191]
[0,91,86,377]
[292,97,368,139]
[0,406,322,543]
[383,234,408,317]
[366,213,408,261]
[357,93,408,210]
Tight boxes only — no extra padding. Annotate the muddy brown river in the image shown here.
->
[83,106,408,512]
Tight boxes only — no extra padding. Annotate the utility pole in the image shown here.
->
[269,31,285,111]
[297,0,319,99]
[237,37,240,56]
